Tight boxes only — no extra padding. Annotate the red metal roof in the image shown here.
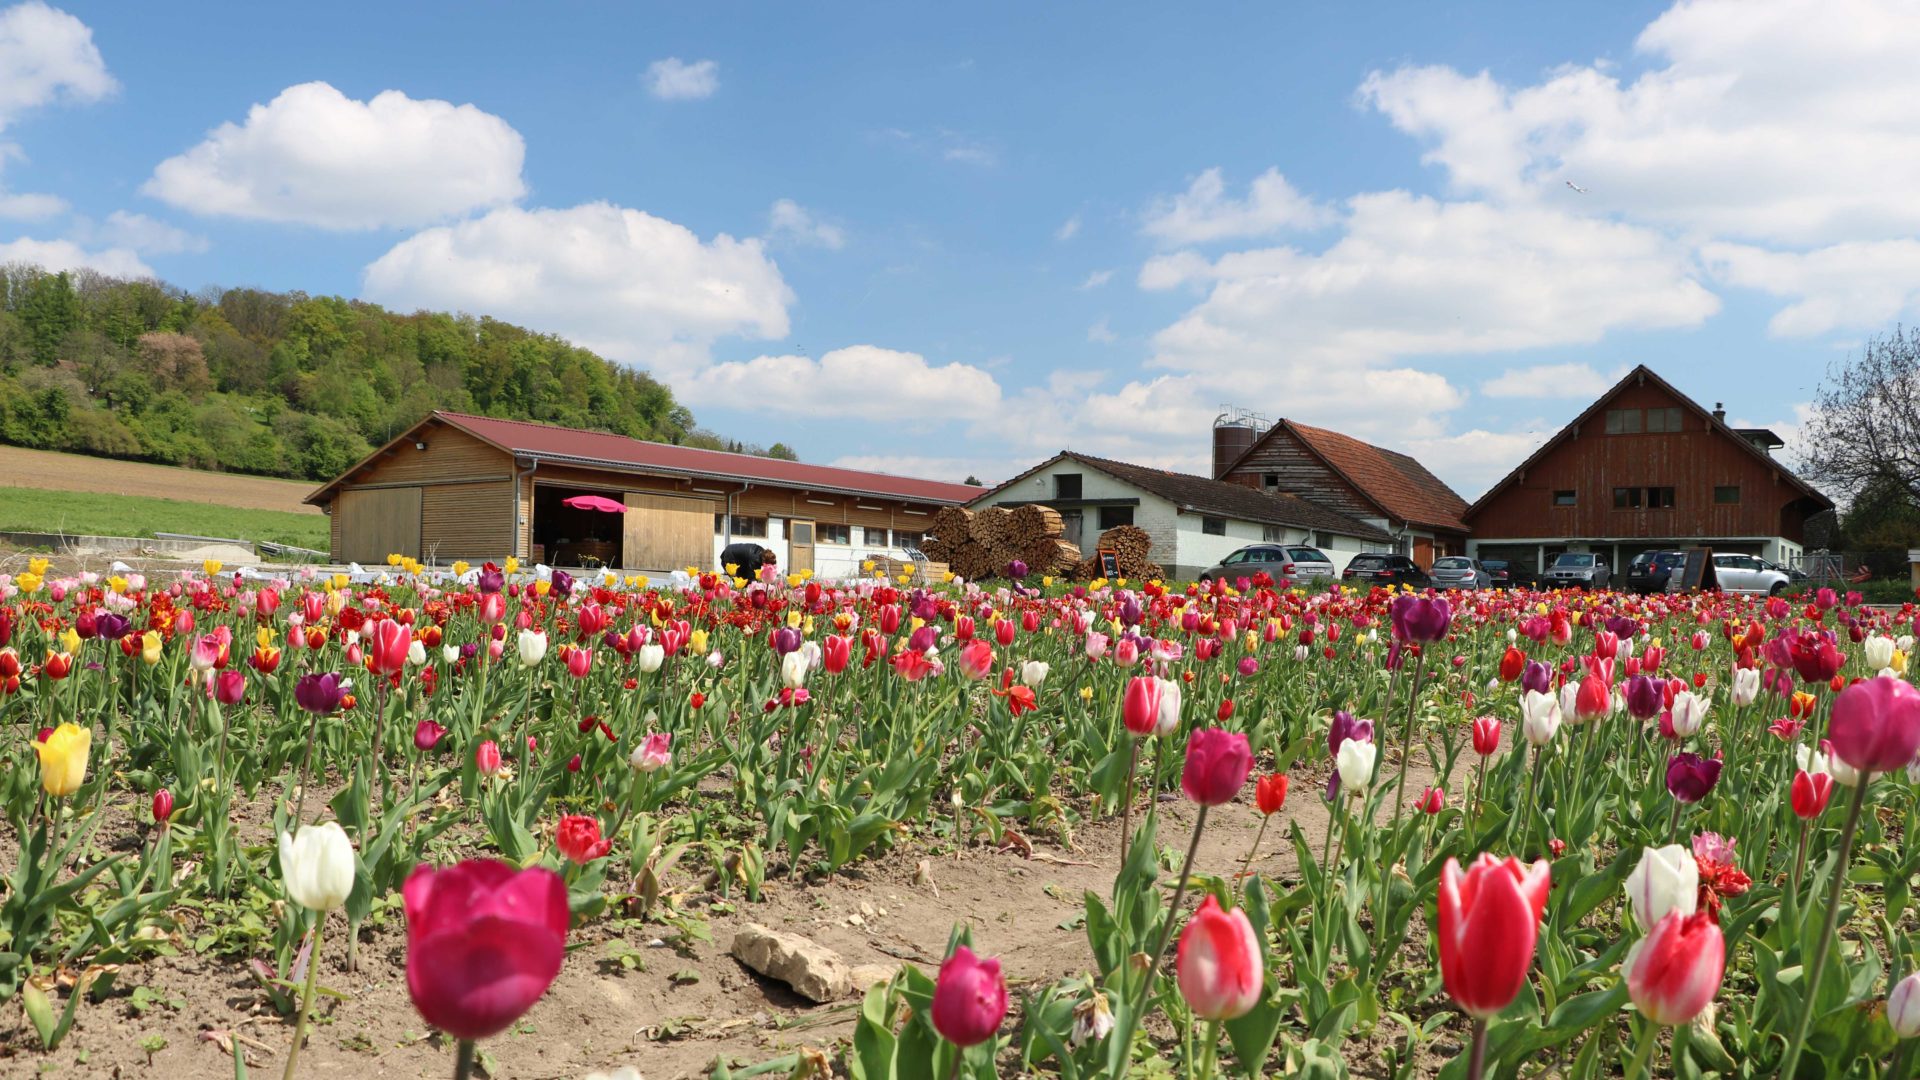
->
[434,412,980,504]
[1281,420,1472,533]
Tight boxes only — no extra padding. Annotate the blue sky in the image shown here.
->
[0,0,1907,496]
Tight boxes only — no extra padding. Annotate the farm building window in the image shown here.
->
[1646,407,1684,432]
[1201,516,1226,536]
[1098,506,1134,530]
[1552,490,1576,506]
[1262,525,1284,542]
[1262,473,1280,488]
[1605,409,1643,434]
[1055,473,1083,499]
[1647,486,1676,509]
[893,531,923,549]
[1714,485,1741,504]
[1613,487,1642,509]
[714,514,768,538]
[817,523,852,545]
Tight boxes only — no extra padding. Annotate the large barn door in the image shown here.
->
[338,487,422,565]
[623,492,718,572]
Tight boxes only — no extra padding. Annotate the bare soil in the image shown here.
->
[0,446,320,516]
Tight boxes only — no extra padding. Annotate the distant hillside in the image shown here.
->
[0,264,797,482]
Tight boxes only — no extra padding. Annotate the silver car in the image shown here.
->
[1546,552,1610,589]
[1200,544,1296,584]
[1430,556,1491,590]
[1282,545,1337,581]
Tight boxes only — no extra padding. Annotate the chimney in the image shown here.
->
[1712,402,1726,423]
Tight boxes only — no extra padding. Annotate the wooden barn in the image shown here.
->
[1463,366,1833,574]
[303,411,979,575]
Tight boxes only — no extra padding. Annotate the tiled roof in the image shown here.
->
[1281,421,1471,533]
[980,451,1393,542]
[312,412,982,505]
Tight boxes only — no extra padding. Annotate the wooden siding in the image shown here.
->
[1468,381,1816,542]
[336,487,422,564]
[328,499,341,558]
[344,423,511,487]
[1221,428,1381,522]
[623,492,719,570]
[421,481,514,561]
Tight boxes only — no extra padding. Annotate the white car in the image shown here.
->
[1711,553,1793,595]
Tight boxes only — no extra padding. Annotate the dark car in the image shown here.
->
[1627,550,1685,594]
[1480,559,1526,589]
[1341,553,1431,589]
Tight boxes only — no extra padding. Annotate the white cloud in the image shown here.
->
[877,127,998,168]
[72,210,207,254]
[0,1,113,130]
[1360,0,1920,246]
[644,57,719,101]
[1730,401,1813,470]
[0,236,149,278]
[144,82,525,229]
[363,201,792,377]
[1141,167,1333,245]
[0,190,61,218]
[1078,268,1113,291]
[1702,239,1920,337]
[1481,362,1618,399]
[766,198,844,250]
[683,345,1002,422]
[1055,215,1081,241]
[1404,428,1553,501]
[1086,317,1116,344]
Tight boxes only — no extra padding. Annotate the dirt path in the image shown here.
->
[0,445,319,514]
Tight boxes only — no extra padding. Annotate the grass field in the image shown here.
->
[0,445,318,514]
[0,486,330,549]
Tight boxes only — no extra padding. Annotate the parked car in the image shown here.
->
[1545,552,1610,589]
[1712,553,1793,595]
[1626,550,1685,594]
[1341,553,1431,589]
[1283,546,1337,581]
[1429,556,1491,590]
[1198,545,1297,585]
[1478,559,1537,589]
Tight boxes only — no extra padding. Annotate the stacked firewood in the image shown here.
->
[1070,524,1163,581]
[923,503,1084,580]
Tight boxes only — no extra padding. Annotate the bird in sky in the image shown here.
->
[1565,180,1589,194]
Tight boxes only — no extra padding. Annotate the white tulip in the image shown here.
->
[1829,751,1867,788]
[1900,635,1915,654]
[1796,743,1830,777]
[1021,660,1051,688]
[1294,645,1310,662]
[800,641,822,671]
[1153,678,1182,737]
[1521,690,1562,747]
[1625,844,1698,931]
[1889,973,1920,1039]
[442,644,460,665]
[1866,635,1896,672]
[636,643,665,673]
[1558,681,1582,723]
[706,649,725,669]
[1506,627,1517,644]
[781,649,810,689]
[1668,690,1709,737]
[278,822,356,913]
[516,629,547,667]
[1336,739,1376,794]
[1907,754,1920,786]
[1729,667,1760,707]
[407,640,427,667]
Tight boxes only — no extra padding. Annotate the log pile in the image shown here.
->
[922,502,1083,580]
[1070,524,1162,581]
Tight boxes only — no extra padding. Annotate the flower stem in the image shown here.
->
[1467,1017,1488,1080]
[1391,651,1429,827]
[1624,1017,1656,1080]
[1119,740,1141,867]
[282,919,323,1080]
[1779,774,1870,1079]
[453,1039,477,1080]
[1113,804,1212,1080]
[1237,816,1270,895]
[1196,1019,1222,1080]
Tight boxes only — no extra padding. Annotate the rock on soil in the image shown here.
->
[729,923,853,1003]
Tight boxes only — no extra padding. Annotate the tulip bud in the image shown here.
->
[1625,844,1698,931]
[1624,910,1725,1026]
[1176,895,1263,1020]
[1890,973,1920,1039]
[152,788,173,823]
[278,822,356,912]
[1336,739,1376,795]
[930,946,1007,1047]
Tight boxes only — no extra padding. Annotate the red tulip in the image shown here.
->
[565,646,592,679]
[1828,674,1920,773]
[1437,854,1551,1018]
[1573,673,1610,720]
[1181,728,1253,806]
[554,815,612,864]
[1417,786,1445,814]
[993,618,1015,647]
[822,634,851,674]
[402,859,568,1039]
[152,788,173,823]
[1790,769,1833,819]
[213,669,246,705]
[1624,910,1725,1026]
[415,720,446,752]
[1471,716,1501,757]
[366,618,410,676]
[1122,676,1162,737]
[1176,895,1263,1021]
[930,945,1007,1047]
[1255,772,1289,815]
[957,639,994,680]
[474,740,502,776]
[1498,646,1526,683]
[44,653,72,680]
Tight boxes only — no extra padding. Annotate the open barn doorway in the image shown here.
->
[531,484,624,570]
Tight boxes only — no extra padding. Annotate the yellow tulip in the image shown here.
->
[910,616,926,632]
[732,577,747,589]
[862,560,876,573]
[27,557,49,576]
[786,573,804,588]
[535,580,551,597]
[941,571,955,583]
[1079,686,1094,702]
[1042,576,1054,587]
[786,610,803,629]
[16,572,41,594]
[326,591,346,616]
[690,629,709,654]
[452,560,471,577]
[108,575,128,595]
[1894,649,1910,675]
[635,575,650,590]
[897,573,912,584]
[386,554,402,567]
[140,631,163,665]
[504,556,520,575]
[802,615,816,635]
[204,559,225,577]
[34,723,90,798]
[58,627,80,655]
[725,563,740,576]
[256,626,276,648]
[330,573,349,591]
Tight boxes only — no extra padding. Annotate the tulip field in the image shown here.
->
[5,554,1920,1079]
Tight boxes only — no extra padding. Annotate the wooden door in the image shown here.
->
[337,487,422,565]
[622,492,718,571]
[1412,536,1435,571]
[788,520,815,574]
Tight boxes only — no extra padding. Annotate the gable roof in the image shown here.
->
[971,451,1394,542]
[1463,365,1833,519]
[307,411,982,506]
[1224,419,1471,533]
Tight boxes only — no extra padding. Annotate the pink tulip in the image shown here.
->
[1122,676,1162,737]
[957,639,994,680]
[1828,675,1920,773]
[366,618,411,676]
[402,860,568,1039]
[213,669,246,705]
[1181,728,1253,806]
[1624,910,1725,1026]
[1176,895,1263,1020]
[565,646,592,679]
[930,945,1007,1047]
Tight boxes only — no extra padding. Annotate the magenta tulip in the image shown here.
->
[1176,895,1263,1020]
[930,945,1007,1047]
[1828,675,1920,773]
[1182,728,1253,806]
[402,859,568,1040]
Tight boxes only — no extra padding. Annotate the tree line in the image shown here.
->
[0,264,797,482]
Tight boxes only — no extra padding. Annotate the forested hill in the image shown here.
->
[0,264,796,483]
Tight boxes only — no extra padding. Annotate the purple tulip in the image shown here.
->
[1624,675,1665,720]
[1119,597,1143,627]
[295,672,347,715]
[1391,595,1452,643]
[1521,660,1553,696]
[550,569,574,599]
[1237,656,1259,678]
[1008,559,1029,580]
[908,625,939,654]
[1829,675,1920,773]
[1606,616,1641,639]
[771,627,803,656]
[1665,752,1723,804]
[477,567,505,594]
[93,612,132,641]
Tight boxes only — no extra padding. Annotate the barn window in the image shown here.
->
[1098,506,1134,530]
[713,514,768,538]
[1201,516,1227,536]
[1262,473,1280,488]
[1605,409,1643,434]
[817,523,852,545]
[1552,490,1576,506]
[1613,487,1642,509]
[1646,407,1683,432]
[1055,473,1083,499]
[1714,485,1741,504]
[893,530,923,549]
[1262,524,1284,542]
[1647,486,1676,509]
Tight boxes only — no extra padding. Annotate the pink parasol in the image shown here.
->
[561,494,628,513]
